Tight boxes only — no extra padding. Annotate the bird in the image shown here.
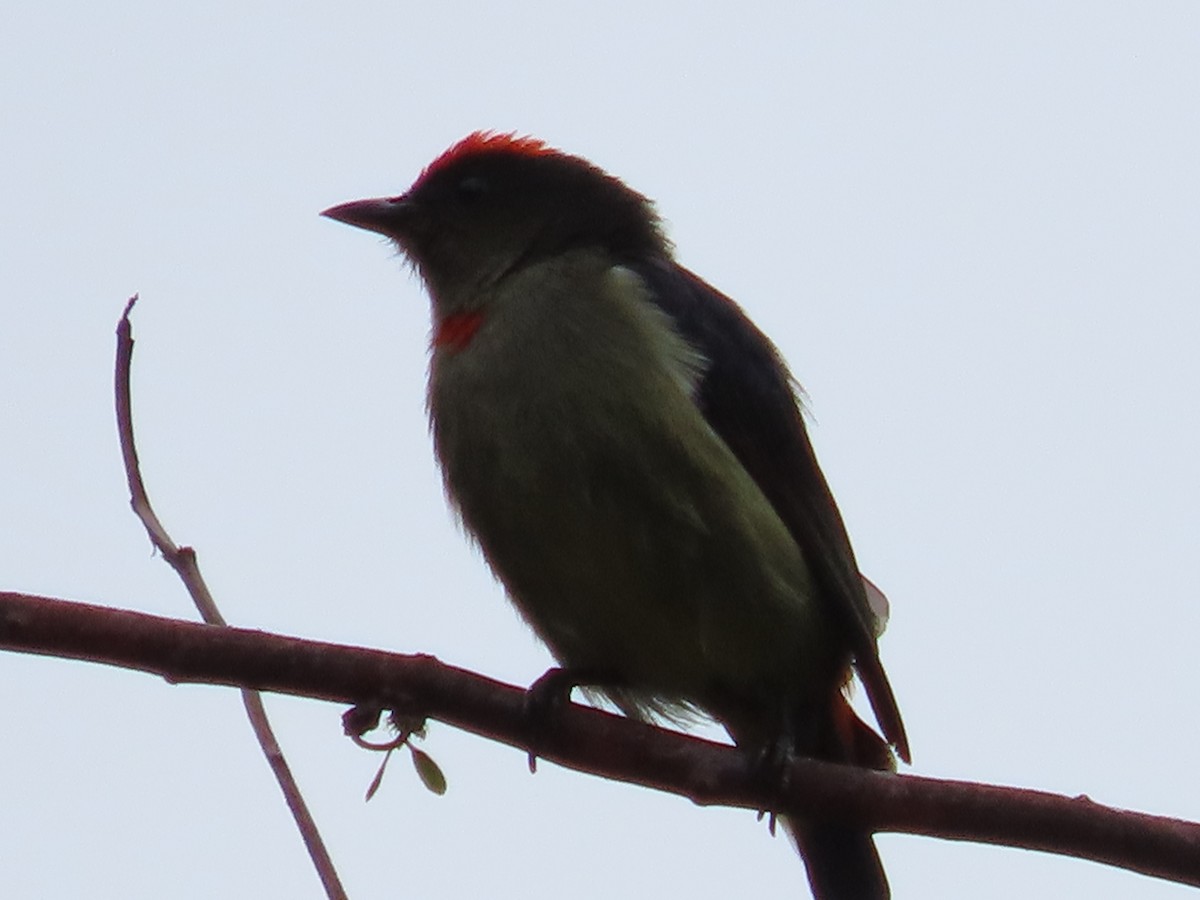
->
[323,131,908,900]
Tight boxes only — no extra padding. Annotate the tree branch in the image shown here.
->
[114,296,347,900]
[2,589,1198,888]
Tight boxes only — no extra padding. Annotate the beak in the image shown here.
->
[321,195,416,237]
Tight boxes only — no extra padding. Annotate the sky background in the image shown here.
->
[3,3,1199,898]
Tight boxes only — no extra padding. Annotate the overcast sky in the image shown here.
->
[3,3,1199,898]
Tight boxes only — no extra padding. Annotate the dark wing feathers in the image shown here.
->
[633,260,909,763]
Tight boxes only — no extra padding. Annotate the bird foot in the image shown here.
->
[523,666,619,773]
[749,731,796,836]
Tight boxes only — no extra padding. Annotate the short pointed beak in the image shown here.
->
[321,195,415,237]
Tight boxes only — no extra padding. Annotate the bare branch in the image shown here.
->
[2,590,1198,889]
[114,298,347,900]
[115,295,224,624]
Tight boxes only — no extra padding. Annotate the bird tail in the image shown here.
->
[787,697,895,900]
[725,692,895,900]
[788,822,889,900]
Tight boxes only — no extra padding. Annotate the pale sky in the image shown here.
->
[3,3,1199,898]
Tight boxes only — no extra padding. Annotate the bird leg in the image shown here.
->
[523,666,623,773]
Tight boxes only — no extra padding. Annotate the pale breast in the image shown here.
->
[427,252,840,712]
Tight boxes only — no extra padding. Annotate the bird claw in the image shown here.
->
[522,666,619,772]
[749,730,795,834]
[523,668,576,772]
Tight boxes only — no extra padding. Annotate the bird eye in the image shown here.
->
[456,176,489,203]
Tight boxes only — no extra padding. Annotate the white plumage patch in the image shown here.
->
[604,265,709,401]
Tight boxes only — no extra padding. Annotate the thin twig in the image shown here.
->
[114,297,348,900]
[3,590,1200,890]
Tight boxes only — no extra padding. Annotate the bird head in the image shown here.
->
[322,131,668,311]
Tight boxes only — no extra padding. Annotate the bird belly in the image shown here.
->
[428,257,841,716]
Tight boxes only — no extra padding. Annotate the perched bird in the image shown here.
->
[323,131,908,900]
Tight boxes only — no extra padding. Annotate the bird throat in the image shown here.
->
[432,310,485,351]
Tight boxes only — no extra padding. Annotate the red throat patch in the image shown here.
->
[433,311,485,351]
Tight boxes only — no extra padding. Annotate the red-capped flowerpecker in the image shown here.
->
[323,132,909,900]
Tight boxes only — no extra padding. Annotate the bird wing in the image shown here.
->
[632,260,910,763]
